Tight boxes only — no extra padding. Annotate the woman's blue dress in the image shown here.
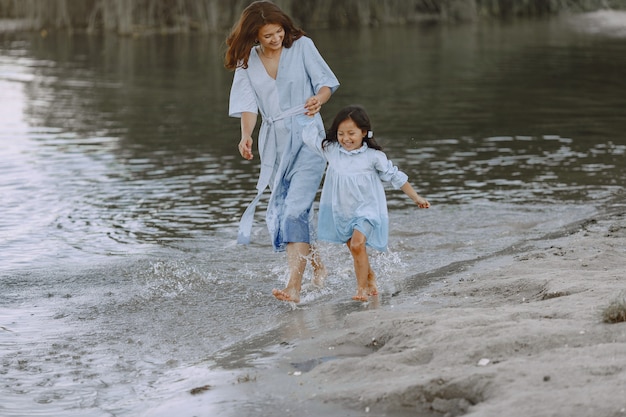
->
[229,37,339,251]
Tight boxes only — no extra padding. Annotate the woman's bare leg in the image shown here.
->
[346,230,371,302]
[272,242,309,303]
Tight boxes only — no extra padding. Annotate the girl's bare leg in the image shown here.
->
[346,230,371,302]
[367,268,378,296]
[309,246,328,287]
[272,242,309,303]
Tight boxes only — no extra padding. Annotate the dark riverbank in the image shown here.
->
[1,0,626,35]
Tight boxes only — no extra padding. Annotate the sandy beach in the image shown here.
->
[177,207,626,417]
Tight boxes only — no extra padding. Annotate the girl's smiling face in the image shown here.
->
[337,118,366,152]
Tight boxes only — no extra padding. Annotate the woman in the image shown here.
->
[225,1,339,303]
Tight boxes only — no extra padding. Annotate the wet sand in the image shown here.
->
[147,208,626,417]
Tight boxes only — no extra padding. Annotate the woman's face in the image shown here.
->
[257,24,284,52]
[337,119,366,152]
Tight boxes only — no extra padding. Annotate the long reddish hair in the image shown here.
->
[224,1,305,70]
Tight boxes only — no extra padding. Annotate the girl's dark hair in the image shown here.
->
[225,1,305,70]
[323,105,383,151]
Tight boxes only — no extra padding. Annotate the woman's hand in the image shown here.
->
[238,136,253,160]
[304,95,322,116]
[304,87,331,117]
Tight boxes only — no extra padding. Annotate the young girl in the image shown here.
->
[303,105,430,302]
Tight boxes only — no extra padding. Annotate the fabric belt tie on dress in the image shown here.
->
[237,104,307,244]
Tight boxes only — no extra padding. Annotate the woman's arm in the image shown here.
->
[304,86,332,116]
[300,37,339,117]
[238,111,257,160]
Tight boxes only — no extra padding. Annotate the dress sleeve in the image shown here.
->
[301,118,326,158]
[228,66,258,118]
[301,37,340,95]
[373,151,408,189]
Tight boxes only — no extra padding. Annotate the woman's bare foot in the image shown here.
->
[272,288,300,303]
[352,287,369,302]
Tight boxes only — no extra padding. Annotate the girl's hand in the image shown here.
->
[238,136,253,160]
[416,197,430,209]
[304,95,322,116]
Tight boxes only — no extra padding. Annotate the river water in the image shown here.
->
[1,11,625,416]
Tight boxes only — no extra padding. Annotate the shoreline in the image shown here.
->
[289,207,626,416]
[178,205,626,417]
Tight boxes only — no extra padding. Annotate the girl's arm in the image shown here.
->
[238,111,257,160]
[373,151,430,208]
[301,119,327,158]
[401,182,430,209]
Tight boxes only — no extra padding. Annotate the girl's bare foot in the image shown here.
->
[352,287,369,302]
[272,288,300,303]
[309,248,327,288]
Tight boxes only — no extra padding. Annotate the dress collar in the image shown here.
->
[339,143,368,156]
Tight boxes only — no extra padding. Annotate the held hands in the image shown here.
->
[238,136,253,160]
[304,95,322,116]
[304,87,332,116]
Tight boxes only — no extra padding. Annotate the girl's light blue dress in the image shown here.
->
[303,124,408,252]
[229,37,339,251]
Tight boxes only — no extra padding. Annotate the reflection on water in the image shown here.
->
[1,12,626,416]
